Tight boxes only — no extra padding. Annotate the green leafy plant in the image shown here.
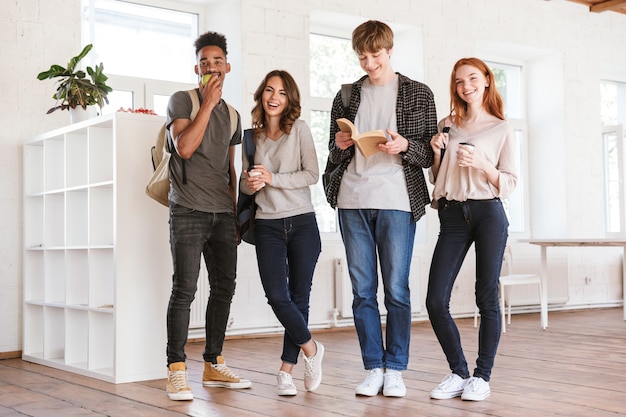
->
[37,44,113,114]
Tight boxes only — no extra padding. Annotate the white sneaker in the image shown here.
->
[461,377,491,401]
[383,370,406,397]
[302,340,324,392]
[277,371,297,396]
[430,373,470,399]
[355,368,384,396]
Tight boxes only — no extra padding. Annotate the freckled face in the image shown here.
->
[454,64,489,105]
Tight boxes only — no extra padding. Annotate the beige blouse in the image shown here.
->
[429,119,518,208]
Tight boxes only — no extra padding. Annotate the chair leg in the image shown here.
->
[507,290,512,325]
[500,282,506,334]
[538,282,546,330]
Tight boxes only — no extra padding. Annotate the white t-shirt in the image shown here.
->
[337,76,411,212]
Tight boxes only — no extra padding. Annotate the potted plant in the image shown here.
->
[37,44,112,119]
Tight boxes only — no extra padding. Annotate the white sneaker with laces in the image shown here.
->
[430,373,470,399]
[461,376,491,401]
[277,371,297,396]
[355,368,384,396]
[383,369,406,397]
[302,340,324,392]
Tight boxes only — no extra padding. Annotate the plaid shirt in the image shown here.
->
[325,73,437,222]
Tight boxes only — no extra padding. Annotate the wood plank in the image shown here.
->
[1,308,625,416]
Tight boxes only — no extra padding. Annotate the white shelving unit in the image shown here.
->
[23,112,172,383]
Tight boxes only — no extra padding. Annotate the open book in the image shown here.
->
[336,118,388,158]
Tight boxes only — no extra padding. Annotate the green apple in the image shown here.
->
[201,73,212,86]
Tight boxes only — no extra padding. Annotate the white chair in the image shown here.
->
[474,246,545,333]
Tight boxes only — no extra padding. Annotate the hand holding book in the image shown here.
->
[336,118,388,158]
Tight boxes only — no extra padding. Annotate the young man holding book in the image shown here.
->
[324,20,437,397]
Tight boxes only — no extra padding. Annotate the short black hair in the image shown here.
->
[194,31,228,56]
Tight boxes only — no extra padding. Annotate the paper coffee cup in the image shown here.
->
[458,142,474,167]
[459,142,474,152]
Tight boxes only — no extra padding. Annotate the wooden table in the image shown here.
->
[526,239,626,328]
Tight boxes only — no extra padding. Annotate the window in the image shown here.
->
[601,80,626,235]
[487,61,526,233]
[81,0,201,114]
[309,33,363,233]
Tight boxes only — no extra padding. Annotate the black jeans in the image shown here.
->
[166,203,237,365]
[426,198,508,381]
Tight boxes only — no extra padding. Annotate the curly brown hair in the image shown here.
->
[251,70,301,136]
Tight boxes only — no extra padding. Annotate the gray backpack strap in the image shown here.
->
[340,83,352,117]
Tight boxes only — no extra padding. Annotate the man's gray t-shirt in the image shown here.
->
[166,89,241,213]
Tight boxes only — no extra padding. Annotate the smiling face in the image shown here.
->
[358,48,394,85]
[454,64,490,105]
[194,45,230,83]
[262,76,287,118]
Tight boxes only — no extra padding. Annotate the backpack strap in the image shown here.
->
[188,89,200,119]
[340,83,352,117]
[226,103,238,139]
[242,129,255,165]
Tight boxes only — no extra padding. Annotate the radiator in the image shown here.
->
[333,254,568,319]
[190,265,209,329]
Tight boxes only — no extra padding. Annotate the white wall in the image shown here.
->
[2,0,626,353]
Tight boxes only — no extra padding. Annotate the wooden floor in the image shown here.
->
[2,308,626,416]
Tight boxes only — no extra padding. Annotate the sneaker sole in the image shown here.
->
[355,387,383,396]
[461,391,491,401]
[383,389,406,397]
[203,380,252,389]
[167,392,193,401]
[430,390,463,400]
[278,388,297,396]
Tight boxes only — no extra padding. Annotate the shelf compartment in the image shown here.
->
[23,304,44,357]
[66,249,89,306]
[23,143,44,195]
[43,306,65,361]
[66,189,88,247]
[24,196,44,248]
[65,130,89,188]
[44,136,64,192]
[89,186,114,246]
[89,311,114,372]
[44,250,66,303]
[89,249,114,308]
[65,309,89,367]
[89,126,113,184]
[44,193,65,248]
[24,251,45,302]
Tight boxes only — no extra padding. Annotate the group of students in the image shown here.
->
[163,20,517,404]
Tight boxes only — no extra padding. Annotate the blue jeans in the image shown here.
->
[255,213,321,365]
[166,203,238,365]
[426,198,509,381]
[338,209,416,371]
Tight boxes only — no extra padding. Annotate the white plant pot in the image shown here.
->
[69,106,99,124]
